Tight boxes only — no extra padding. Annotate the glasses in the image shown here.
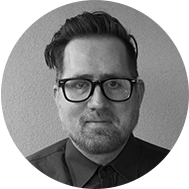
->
[58,77,138,103]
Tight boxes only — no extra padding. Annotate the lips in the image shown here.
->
[86,120,112,124]
[80,109,115,127]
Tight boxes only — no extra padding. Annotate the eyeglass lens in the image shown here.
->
[64,79,131,101]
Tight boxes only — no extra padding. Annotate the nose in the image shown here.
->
[87,86,108,110]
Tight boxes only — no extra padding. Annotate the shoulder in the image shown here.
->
[27,138,68,161]
[136,137,169,156]
[135,137,170,176]
[26,138,72,185]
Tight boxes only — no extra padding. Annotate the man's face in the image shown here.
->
[55,37,144,154]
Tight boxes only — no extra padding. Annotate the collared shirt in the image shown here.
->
[27,134,169,188]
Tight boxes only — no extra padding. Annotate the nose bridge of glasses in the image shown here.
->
[90,80,104,98]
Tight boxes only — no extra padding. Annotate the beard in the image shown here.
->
[65,107,140,155]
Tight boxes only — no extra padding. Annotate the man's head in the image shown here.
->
[45,11,145,154]
[45,11,138,81]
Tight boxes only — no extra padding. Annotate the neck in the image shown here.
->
[71,140,127,166]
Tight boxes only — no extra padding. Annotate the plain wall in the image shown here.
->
[1,1,188,157]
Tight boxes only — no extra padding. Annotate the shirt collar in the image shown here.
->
[110,134,139,181]
[65,139,98,187]
[65,134,139,187]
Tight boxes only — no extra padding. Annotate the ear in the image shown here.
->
[136,79,145,107]
[53,85,61,110]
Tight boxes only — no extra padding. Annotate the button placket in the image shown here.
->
[98,165,114,188]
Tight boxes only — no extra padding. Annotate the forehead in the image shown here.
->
[62,37,132,79]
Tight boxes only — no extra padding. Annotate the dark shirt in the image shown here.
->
[27,134,169,188]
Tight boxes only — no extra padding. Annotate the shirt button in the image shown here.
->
[106,166,113,176]
[98,165,113,179]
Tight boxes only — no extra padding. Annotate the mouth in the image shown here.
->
[86,119,111,123]
[85,120,112,126]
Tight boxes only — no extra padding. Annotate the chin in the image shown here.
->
[71,130,128,155]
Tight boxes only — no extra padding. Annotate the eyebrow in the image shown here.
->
[71,73,127,80]
[72,74,93,79]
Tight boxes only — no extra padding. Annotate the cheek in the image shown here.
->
[113,101,134,121]
[59,103,85,125]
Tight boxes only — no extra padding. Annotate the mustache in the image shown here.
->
[79,109,117,126]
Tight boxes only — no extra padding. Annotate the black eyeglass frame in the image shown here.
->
[58,77,138,103]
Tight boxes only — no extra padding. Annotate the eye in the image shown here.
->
[70,80,90,90]
[107,81,121,89]
[74,81,87,89]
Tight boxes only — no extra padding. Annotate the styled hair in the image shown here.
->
[44,11,139,81]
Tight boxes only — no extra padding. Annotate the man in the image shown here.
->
[27,11,169,188]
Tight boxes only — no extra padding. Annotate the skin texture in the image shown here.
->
[54,36,145,165]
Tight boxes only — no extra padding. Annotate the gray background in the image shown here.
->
[1,0,188,157]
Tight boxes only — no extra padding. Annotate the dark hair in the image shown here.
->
[44,11,139,81]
